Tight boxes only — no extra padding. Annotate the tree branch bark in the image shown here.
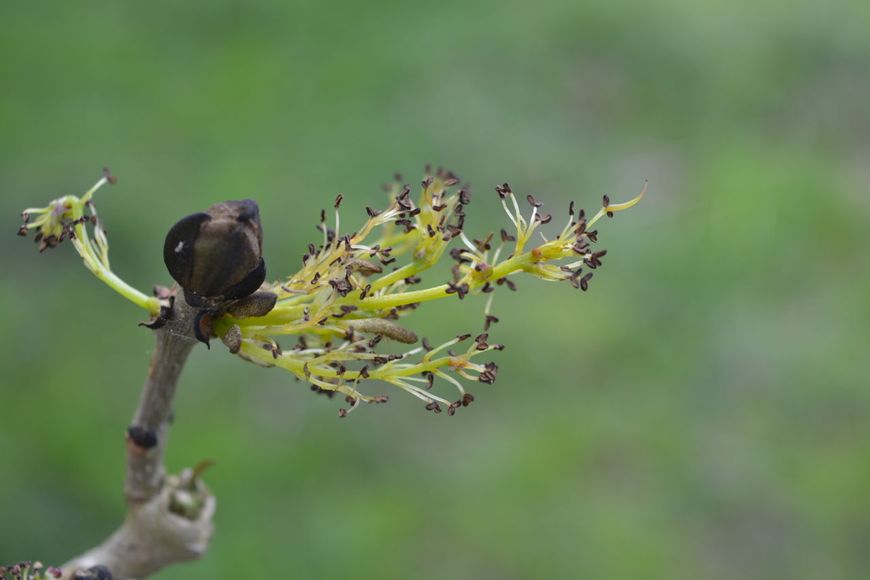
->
[62,295,215,579]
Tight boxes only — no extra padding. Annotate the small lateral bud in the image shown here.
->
[127,425,158,450]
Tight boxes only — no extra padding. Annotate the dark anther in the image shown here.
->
[102,167,117,185]
[462,393,475,406]
[422,337,433,351]
[584,250,607,269]
[572,239,589,254]
[359,366,370,378]
[311,384,336,399]
[320,209,326,223]
[526,194,542,208]
[474,232,493,252]
[338,408,348,418]
[366,206,382,218]
[457,333,471,342]
[445,224,462,239]
[536,213,552,224]
[500,228,516,242]
[359,283,371,299]
[425,401,442,414]
[328,278,353,297]
[479,361,499,384]
[495,183,512,199]
[484,314,500,330]
[580,272,593,291]
[423,371,435,389]
[602,194,610,207]
[127,425,158,450]
[334,193,344,209]
[568,201,575,215]
[474,333,489,350]
[450,247,471,264]
[458,189,471,205]
[396,188,413,211]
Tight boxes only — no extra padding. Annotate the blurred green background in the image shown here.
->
[2,0,869,578]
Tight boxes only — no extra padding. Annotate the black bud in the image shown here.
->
[164,200,266,303]
[127,425,158,449]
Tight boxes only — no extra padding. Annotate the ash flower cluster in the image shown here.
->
[18,169,160,315]
[19,168,644,417]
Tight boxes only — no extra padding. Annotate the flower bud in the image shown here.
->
[163,199,266,306]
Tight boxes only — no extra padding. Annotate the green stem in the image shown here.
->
[72,217,160,315]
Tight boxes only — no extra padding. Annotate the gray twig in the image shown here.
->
[63,296,214,579]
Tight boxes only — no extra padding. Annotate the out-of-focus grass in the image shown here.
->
[1,0,869,578]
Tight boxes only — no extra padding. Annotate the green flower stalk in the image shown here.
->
[19,168,644,417]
